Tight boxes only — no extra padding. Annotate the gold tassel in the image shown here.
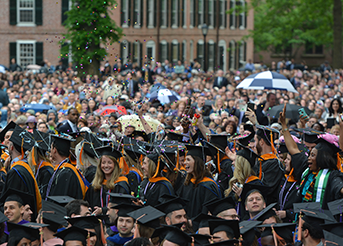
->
[152,157,161,178]
[297,215,303,241]
[217,151,221,174]
[99,219,107,245]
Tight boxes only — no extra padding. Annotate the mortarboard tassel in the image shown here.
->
[217,151,221,174]
[98,218,107,246]
[152,156,161,178]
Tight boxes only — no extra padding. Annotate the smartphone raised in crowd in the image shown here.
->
[298,108,308,117]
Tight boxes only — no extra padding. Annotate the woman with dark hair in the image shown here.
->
[138,151,175,207]
[177,145,222,218]
[223,121,237,136]
[327,98,343,122]
[87,99,98,114]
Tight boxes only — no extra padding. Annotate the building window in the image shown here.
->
[182,0,187,28]
[219,0,226,28]
[121,0,129,27]
[218,40,227,71]
[190,40,194,62]
[171,40,179,64]
[182,40,187,62]
[208,40,215,71]
[17,41,35,69]
[238,41,246,67]
[274,43,292,56]
[133,0,141,27]
[197,39,204,69]
[208,0,214,28]
[305,42,323,55]
[120,40,130,65]
[160,40,168,62]
[161,0,167,27]
[132,41,142,66]
[229,40,236,70]
[146,40,156,61]
[239,1,245,29]
[18,0,35,24]
[190,0,194,28]
[229,0,235,29]
[171,0,178,27]
[198,0,204,27]
[147,0,154,28]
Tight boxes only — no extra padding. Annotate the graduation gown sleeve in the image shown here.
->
[322,170,343,209]
[37,166,53,199]
[140,179,175,207]
[291,152,308,181]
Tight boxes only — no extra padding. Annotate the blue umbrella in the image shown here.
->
[20,104,56,113]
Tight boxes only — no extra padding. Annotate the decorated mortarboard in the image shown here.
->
[236,143,260,167]
[166,131,192,143]
[192,213,218,228]
[112,204,140,217]
[314,134,341,157]
[47,195,75,206]
[107,192,135,205]
[239,220,262,246]
[252,203,277,222]
[209,134,228,151]
[81,132,104,158]
[32,129,50,151]
[9,125,35,152]
[327,198,343,219]
[321,222,343,237]
[203,239,239,246]
[258,223,295,244]
[155,195,187,215]
[204,196,236,216]
[7,222,46,242]
[0,188,33,207]
[0,121,16,143]
[323,230,343,246]
[127,205,165,229]
[240,184,269,207]
[293,202,321,213]
[95,145,122,159]
[41,200,68,227]
[208,218,240,239]
[54,226,96,243]
[233,133,255,147]
[122,136,152,161]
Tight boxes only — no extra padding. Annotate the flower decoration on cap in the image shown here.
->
[279,135,301,144]
[317,133,339,148]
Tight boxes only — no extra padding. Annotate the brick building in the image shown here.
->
[0,0,254,72]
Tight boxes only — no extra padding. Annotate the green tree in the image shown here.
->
[235,0,342,68]
[60,0,123,76]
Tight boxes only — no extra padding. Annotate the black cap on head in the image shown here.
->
[234,133,255,147]
[163,225,192,246]
[204,196,236,216]
[294,128,322,143]
[166,131,191,143]
[0,211,8,224]
[185,145,212,159]
[107,192,135,205]
[236,143,260,167]
[54,226,96,244]
[0,121,16,143]
[239,220,262,246]
[47,196,75,206]
[192,213,218,228]
[253,203,277,222]
[67,215,105,229]
[300,209,335,225]
[9,125,35,152]
[51,133,75,155]
[1,188,33,207]
[327,198,343,217]
[258,223,295,244]
[244,124,255,133]
[20,222,49,241]
[155,196,187,215]
[323,230,343,246]
[112,204,140,217]
[8,222,45,242]
[256,125,279,145]
[96,145,122,159]
[321,222,343,237]
[41,200,68,227]
[32,129,50,152]
[151,224,187,244]
[190,234,213,245]
[314,136,341,158]
[241,184,268,206]
[209,134,228,151]
[204,239,239,246]
[209,219,240,239]
[278,143,288,154]
[127,205,165,229]
[130,130,148,142]
[293,202,321,213]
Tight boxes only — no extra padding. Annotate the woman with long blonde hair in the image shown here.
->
[75,141,98,183]
[85,145,130,215]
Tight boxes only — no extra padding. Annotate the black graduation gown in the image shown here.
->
[84,165,97,184]
[47,164,85,199]
[254,158,283,204]
[291,152,308,181]
[2,161,41,221]
[85,180,130,209]
[276,175,301,223]
[177,177,222,218]
[36,164,53,199]
[126,170,142,197]
[139,178,175,207]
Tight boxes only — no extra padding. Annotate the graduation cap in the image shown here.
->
[236,143,260,167]
[192,213,218,228]
[7,222,47,242]
[256,125,279,145]
[9,125,35,152]
[41,200,68,227]
[67,215,105,229]
[233,133,255,147]
[0,188,33,207]
[323,230,343,246]
[293,202,321,213]
[253,203,277,221]
[51,133,75,155]
[314,136,341,158]
[107,192,135,205]
[156,225,192,246]
[258,223,296,244]
[209,219,240,239]
[122,136,152,161]
[21,222,50,241]
[129,130,148,142]
[321,222,343,237]
[244,124,255,134]
[299,209,335,226]
[155,196,187,215]
[127,205,165,229]
[239,220,261,246]
[32,129,50,152]
[327,198,343,220]
[0,121,16,143]
[209,134,228,151]
[203,239,239,246]
[166,131,192,143]
[294,128,322,143]
[112,204,140,217]
[190,234,213,245]
[54,226,96,244]
[185,145,212,159]
[204,196,236,216]
[240,183,268,206]
[95,145,122,159]
[47,196,75,206]
[0,211,8,225]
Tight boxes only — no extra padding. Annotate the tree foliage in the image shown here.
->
[60,0,123,75]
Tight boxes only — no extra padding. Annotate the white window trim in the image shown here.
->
[17,0,36,26]
[190,0,194,28]
[121,40,129,64]
[172,39,179,64]
[160,40,168,62]
[182,0,187,29]
[208,39,215,71]
[208,0,214,29]
[161,0,168,28]
[182,40,187,61]
[229,40,236,69]
[17,40,36,68]
[134,0,141,28]
[122,0,129,28]
[146,40,155,61]
[239,41,245,66]
[133,41,141,64]
[147,0,154,28]
[189,40,194,62]
[239,0,245,30]
[198,0,204,28]
[220,0,226,29]
[230,0,236,30]
[218,40,227,72]
[171,0,178,28]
